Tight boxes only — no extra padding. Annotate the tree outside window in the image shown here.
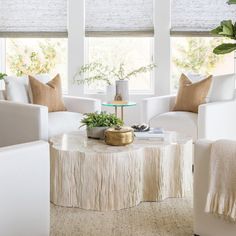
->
[5,38,68,90]
[172,37,234,92]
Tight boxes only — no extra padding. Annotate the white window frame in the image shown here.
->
[2,0,235,97]
[0,39,6,89]
[154,0,171,96]
[0,39,6,71]
[0,0,172,97]
[84,37,155,95]
[67,0,172,98]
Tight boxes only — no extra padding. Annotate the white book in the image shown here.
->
[134,132,165,139]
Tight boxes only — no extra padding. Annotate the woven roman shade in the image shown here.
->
[171,0,236,36]
[85,0,153,36]
[0,0,67,37]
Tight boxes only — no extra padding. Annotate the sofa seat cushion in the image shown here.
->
[149,111,198,140]
[48,112,84,138]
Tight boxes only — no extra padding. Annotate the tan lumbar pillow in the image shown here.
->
[29,74,66,112]
[173,73,212,113]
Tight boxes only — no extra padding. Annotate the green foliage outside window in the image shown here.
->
[172,37,228,91]
[6,39,60,76]
[173,38,224,75]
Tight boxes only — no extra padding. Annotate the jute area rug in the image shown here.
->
[50,197,193,236]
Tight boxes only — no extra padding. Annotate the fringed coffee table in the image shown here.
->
[50,131,192,211]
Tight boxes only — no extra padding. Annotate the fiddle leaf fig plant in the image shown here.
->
[0,73,7,80]
[211,1,236,54]
[228,0,236,4]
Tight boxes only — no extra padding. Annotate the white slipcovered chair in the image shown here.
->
[0,141,49,236]
[0,89,101,147]
[142,74,236,141]
[194,140,236,236]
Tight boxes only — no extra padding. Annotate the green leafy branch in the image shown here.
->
[75,62,113,86]
[124,64,156,80]
[75,62,156,86]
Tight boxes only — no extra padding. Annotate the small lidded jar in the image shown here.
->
[104,126,134,146]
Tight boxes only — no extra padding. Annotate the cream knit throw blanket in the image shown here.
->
[205,140,236,221]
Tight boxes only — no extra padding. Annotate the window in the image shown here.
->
[171,37,235,93]
[85,37,154,93]
[3,38,68,91]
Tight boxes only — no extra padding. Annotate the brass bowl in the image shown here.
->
[104,127,134,146]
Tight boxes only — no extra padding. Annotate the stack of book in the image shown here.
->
[134,128,165,140]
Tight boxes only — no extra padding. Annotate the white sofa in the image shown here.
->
[194,140,236,236]
[142,93,236,141]
[0,90,101,147]
[0,141,49,236]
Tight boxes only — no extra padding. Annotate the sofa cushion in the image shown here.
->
[4,74,51,104]
[187,73,235,102]
[48,111,84,138]
[208,74,235,102]
[149,111,198,140]
[29,74,66,112]
[4,76,29,103]
[173,74,212,113]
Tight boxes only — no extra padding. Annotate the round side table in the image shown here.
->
[102,102,136,121]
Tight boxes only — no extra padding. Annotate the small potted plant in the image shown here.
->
[80,112,124,139]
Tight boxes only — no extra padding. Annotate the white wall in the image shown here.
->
[67,0,171,124]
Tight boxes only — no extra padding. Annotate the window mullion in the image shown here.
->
[0,39,6,72]
[0,39,6,89]
[154,0,171,96]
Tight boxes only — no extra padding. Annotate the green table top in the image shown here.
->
[102,102,137,107]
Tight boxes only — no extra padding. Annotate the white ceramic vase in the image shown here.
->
[115,80,129,102]
[106,84,116,103]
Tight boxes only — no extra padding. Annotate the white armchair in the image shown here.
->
[142,94,236,141]
[0,141,49,236]
[194,140,236,236]
[0,90,101,147]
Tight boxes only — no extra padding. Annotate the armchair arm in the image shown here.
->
[0,141,50,236]
[198,100,236,140]
[63,95,101,114]
[0,101,48,147]
[194,140,236,236]
[141,95,176,123]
